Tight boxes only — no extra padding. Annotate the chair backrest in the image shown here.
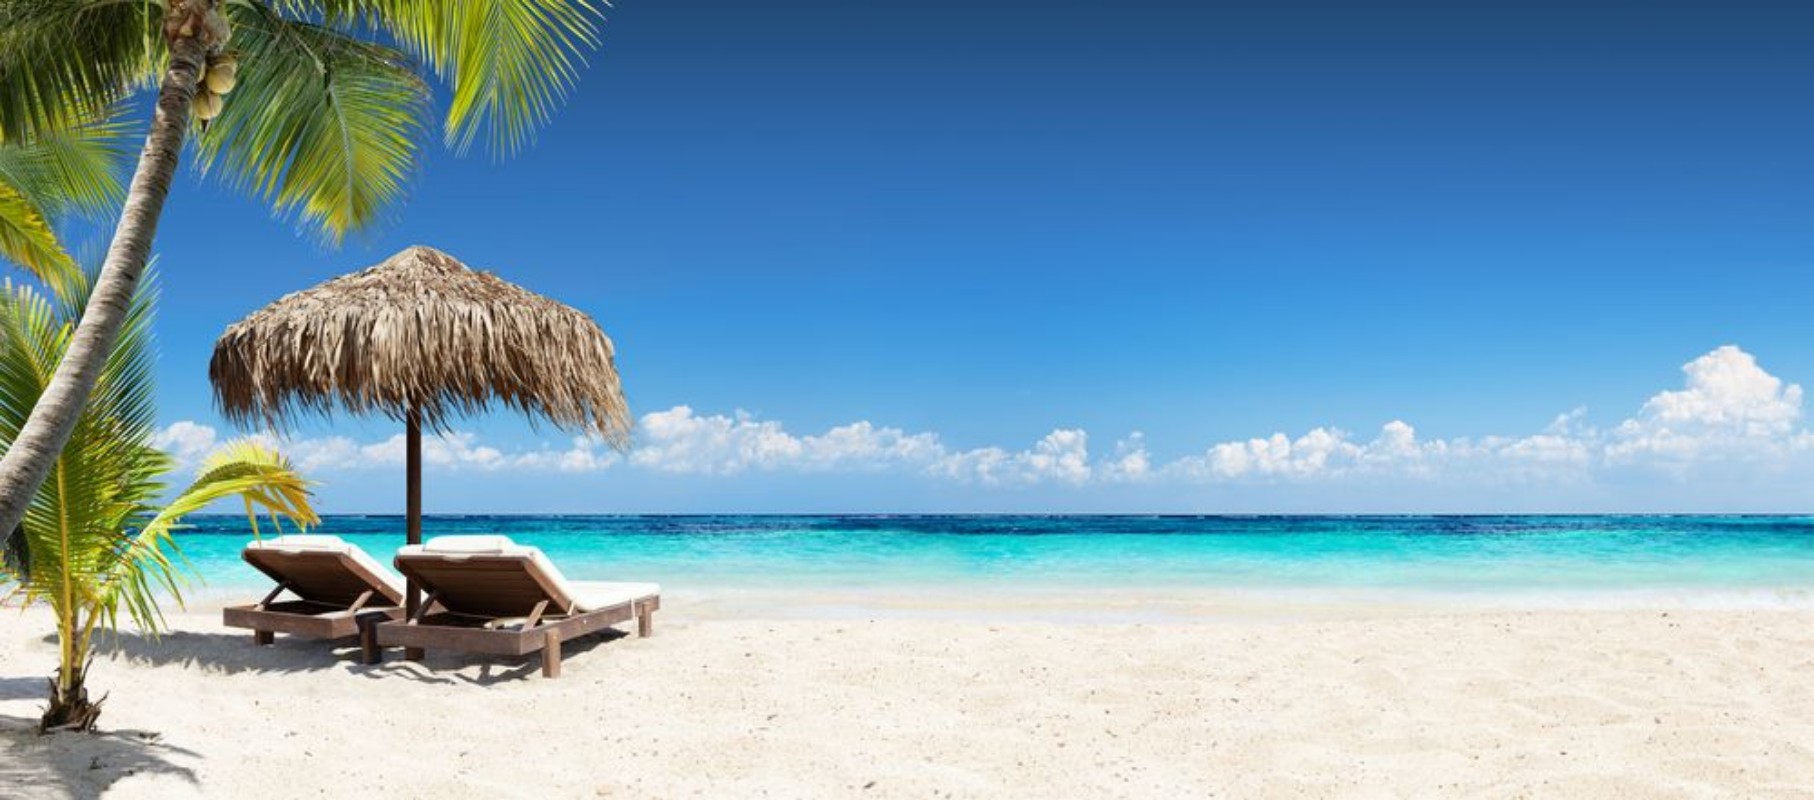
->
[394,537,577,617]
[243,536,405,607]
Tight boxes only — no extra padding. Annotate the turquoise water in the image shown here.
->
[172,515,1814,606]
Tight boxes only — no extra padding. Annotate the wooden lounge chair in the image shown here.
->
[223,535,407,645]
[362,536,660,678]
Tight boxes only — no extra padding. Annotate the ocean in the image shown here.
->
[171,515,1814,615]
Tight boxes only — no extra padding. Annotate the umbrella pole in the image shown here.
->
[404,408,425,662]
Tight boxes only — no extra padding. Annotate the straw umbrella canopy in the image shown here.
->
[210,245,631,624]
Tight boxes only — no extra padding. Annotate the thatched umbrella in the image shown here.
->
[210,245,631,633]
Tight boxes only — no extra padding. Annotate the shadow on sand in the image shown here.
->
[0,676,45,701]
[0,714,199,800]
[89,630,360,676]
[355,628,628,686]
[89,626,630,686]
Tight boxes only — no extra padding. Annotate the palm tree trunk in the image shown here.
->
[40,607,100,731]
[0,12,215,544]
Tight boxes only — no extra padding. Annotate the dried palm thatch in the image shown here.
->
[209,245,629,446]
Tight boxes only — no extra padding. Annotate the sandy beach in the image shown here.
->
[0,0,1806,796]
[4,601,1814,799]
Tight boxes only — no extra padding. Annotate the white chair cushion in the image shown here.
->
[400,536,655,612]
[568,581,662,613]
[422,535,516,553]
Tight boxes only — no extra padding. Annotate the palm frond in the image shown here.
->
[0,0,163,142]
[0,276,70,449]
[172,440,318,533]
[0,278,51,586]
[422,0,603,156]
[108,439,317,629]
[289,0,603,157]
[195,4,429,243]
[0,181,74,284]
[0,106,132,288]
[0,106,132,220]
[0,278,87,608]
[1,269,162,621]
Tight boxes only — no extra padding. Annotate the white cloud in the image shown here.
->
[1606,345,1809,464]
[150,420,218,465]
[150,345,1814,491]
[1161,345,1801,486]
[152,424,620,474]
[629,406,941,475]
[354,432,507,470]
[1099,433,1152,482]
[931,429,1093,486]
[801,421,945,469]
[516,436,623,473]
[1187,427,1360,480]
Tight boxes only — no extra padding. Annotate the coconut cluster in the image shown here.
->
[193,53,237,122]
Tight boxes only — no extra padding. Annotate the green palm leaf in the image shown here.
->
[0,0,162,142]
[0,107,133,286]
[102,439,317,631]
[409,0,602,157]
[194,4,429,242]
[285,0,603,156]
[0,182,73,283]
[0,107,133,220]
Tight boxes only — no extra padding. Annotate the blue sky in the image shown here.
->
[86,0,1814,512]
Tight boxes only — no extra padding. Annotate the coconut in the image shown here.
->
[194,91,223,121]
[206,66,237,94]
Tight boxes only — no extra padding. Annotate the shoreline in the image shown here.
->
[166,581,1814,624]
[6,605,1814,797]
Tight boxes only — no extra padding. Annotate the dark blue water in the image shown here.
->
[173,515,1814,606]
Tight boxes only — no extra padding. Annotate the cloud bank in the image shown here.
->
[154,345,1814,491]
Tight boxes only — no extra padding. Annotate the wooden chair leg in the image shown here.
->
[542,630,562,678]
[636,603,653,638]
[253,629,274,646]
[357,613,383,665]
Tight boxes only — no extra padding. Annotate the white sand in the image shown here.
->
[4,600,1814,798]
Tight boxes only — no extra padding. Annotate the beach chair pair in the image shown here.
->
[223,535,660,678]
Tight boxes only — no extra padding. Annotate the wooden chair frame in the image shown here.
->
[362,594,659,677]
[223,545,407,644]
[362,551,658,678]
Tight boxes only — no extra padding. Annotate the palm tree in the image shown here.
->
[0,270,318,731]
[0,0,607,540]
